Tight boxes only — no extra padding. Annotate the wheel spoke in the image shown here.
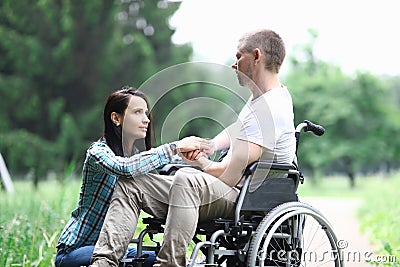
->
[247,202,343,267]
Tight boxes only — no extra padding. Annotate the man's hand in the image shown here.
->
[199,139,216,156]
[175,136,201,153]
[175,136,216,155]
[174,136,217,168]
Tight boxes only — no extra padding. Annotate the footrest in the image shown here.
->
[120,253,149,263]
[196,218,235,235]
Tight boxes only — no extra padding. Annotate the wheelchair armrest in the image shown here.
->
[159,164,201,175]
[161,161,295,176]
[244,161,296,176]
[142,217,166,225]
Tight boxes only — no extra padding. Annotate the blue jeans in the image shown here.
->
[55,245,156,267]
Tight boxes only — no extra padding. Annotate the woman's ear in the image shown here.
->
[111,112,122,127]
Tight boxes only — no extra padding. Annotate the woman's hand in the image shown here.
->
[180,150,202,161]
[180,151,210,169]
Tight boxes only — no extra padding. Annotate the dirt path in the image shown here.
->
[302,197,378,266]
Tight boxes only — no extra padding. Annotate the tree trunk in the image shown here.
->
[343,157,356,188]
[347,171,355,188]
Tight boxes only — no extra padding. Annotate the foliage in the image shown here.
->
[0,130,58,187]
[1,3,400,189]
[0,0,191,185]
[285,29,400,186]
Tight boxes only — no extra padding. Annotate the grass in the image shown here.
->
[358,173,400,266]
[0,177,165,267]
[1,173,399,266]
[297,173,386,198]
[298,172,400,265]
[0,178,80,266]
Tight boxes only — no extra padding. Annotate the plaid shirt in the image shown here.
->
[57,140,174,253]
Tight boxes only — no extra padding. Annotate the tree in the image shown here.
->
[0,0,191,186]
[285,29,399,187]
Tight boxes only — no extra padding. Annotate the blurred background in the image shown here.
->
[1,0,399,187]
[1,0,399,266]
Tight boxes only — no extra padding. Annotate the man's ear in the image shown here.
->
[254,48,261,61]
[111,112,122,127]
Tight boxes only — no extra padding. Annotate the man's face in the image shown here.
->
[232,46,254,86]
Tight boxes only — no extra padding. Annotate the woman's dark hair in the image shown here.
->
[103,86,153,156]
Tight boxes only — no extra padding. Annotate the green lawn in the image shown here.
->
[1,172,399,266]
[297,174,385,198]
[0,179,80,266]
[357,173,400,266]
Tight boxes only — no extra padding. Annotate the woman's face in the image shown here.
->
[121,95,150,141]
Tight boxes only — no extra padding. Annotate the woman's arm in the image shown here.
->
[87,137,201,178]
[86,142,174,178]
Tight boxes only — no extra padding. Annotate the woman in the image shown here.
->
[55,86,199,267]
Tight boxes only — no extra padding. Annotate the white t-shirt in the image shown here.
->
[236,86,296,164]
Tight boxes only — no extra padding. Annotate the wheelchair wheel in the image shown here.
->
[247,202,344,267]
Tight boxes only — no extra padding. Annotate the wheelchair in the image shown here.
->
[121,120,345,267]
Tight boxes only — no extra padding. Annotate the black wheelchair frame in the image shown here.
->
[122,120,345,267]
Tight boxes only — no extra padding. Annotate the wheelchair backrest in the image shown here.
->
[234,162,300,223]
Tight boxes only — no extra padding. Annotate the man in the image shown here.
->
[91,28,296,267]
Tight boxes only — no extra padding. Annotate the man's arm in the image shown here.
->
[200,123,238,156]
[193,139,263,187]
[211,127,231,151]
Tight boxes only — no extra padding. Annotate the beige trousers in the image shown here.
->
[91,167,239,267]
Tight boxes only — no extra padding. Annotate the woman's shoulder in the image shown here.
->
[88,140,107,148]
[87,140,111,155]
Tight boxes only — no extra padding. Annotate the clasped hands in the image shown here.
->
[175,136,215,166]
